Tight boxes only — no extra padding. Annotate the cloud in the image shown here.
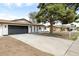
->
[0,0,40,3]
[16,3,36,7]
[0,14,15,20]
[0,0,79,3]
[0,2,38,20]
[0,0,38,7]
[0,13,30,20]
[2,3,36,7]
[0,13,20,20]
[24,3,35,6]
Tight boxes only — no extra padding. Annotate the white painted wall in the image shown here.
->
[34,26,37,32]
[0,24,8,36]
[0,24,3,36]
[46,27,50,31]
[31,26,39,33]
[41,26,44,31]
[37,26,39,32]
[37,26,41,32]
[32,26,34,33]
[29,25,47,33]
[37,26,49,32]
[28,25,32,33]
[2,24,8,35]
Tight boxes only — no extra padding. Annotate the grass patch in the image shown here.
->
[35,31,69,39]
[69,35,78,41]
[69,32,79,41]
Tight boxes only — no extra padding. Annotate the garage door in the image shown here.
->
[8,25,28,34]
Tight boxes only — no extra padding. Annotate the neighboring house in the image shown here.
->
[0,18,45,36]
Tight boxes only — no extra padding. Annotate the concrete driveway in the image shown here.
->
[10,34,73,56]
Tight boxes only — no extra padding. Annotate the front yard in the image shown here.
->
[36,31,79,41]
[53,31,79,40]
[0,36,52,56]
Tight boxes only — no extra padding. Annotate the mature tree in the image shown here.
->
[37,3,65,34]
[29,12,37,23]
[36,3,67,34]
[36,3,79,34]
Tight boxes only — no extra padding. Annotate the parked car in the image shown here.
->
[66,24,76,31]
[66,19,79,31]
[71,19,79,28]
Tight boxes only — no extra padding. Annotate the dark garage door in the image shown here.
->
[8,25,28,34]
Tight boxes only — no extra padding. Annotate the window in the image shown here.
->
[39,26,41,29]
[5,25,6,28]
[44,27,46,30]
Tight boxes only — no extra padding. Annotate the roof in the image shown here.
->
[0,18,44,26]
[12,18,32,24]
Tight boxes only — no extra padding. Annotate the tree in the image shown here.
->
[61,3,79,24]
[66,3,79,11]
[36,3,67,34]
[29,12,37,23]
[36,3,78,34]
[61,8,76,24]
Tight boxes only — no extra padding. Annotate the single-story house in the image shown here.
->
[0,18,45,36]
[42,20,63,32]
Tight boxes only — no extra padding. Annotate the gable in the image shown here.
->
[9,18,33,25]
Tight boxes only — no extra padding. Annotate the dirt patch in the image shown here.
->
[34,31,69,39]
[0,36,52,56]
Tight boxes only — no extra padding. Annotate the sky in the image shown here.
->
[0,2,79,21]
[0,3,38,20]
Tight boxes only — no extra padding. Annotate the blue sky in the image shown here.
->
[0,3,79,20]
[0,3,38,20]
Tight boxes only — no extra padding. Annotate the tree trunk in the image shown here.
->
[49,19,53,34]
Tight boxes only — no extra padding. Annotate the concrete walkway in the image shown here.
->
[65,37,79,56]
[10,34,73,56]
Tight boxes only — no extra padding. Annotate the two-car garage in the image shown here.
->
[8,25,28,35]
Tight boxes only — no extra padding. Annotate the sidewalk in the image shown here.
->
[65,37,79,56]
